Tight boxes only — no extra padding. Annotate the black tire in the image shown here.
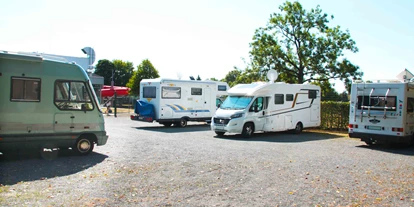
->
[293,122,303,134]
[215,131,225,136]
[73,137,94,155]
[162,122,172,127]
[242,123,254,138]
[179,118,187,127]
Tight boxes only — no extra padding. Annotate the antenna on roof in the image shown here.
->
[189,76,195,80]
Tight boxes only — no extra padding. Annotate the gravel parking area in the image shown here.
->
[1,113,414,206]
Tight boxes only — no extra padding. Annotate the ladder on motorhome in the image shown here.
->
[357,85,393,122]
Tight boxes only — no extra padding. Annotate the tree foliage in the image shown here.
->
[221,69,242,87]
[94,59,134,86]
[249,1,363,90]
[113,60,134,86]
[94,59,115,86]
[127,59,160,96]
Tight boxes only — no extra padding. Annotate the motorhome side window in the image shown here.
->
[54,81,94,111]
[286,94,294,101]
[407,98,414,113]
[218,85,227,91]
[250,97,264,111]
[308,90,317,99]
[162,87,181,99]
[357,96,396,111]
[143,87,156,98]
[274,94,284,104]
[191,88,202,95]
[11,77,41,102]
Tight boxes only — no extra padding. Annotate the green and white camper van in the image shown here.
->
[0,51,108,155]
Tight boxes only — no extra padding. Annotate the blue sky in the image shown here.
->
[1,0,413,92]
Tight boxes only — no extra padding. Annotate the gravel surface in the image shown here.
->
[1,113,414,206]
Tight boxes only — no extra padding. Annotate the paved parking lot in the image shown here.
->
[1,114,414,206]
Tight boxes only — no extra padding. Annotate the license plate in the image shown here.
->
[367,126,381,130]
[215,125,224,130]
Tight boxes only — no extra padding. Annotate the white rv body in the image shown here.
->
[348,80,414,145]
[131,78,229,127]
[211,82,321,137]
[0,51,108,155]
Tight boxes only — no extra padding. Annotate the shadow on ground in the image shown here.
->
[214,131,345,143]
[134,124,211,133]
[356,144,414,156]
[0,149,108,185]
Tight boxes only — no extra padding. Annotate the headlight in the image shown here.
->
[230,113,244,119]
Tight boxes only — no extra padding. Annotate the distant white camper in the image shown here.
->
[130,78,229,127]
[348,78,414,145]
[0,51,108,155]
[211,70,321,137]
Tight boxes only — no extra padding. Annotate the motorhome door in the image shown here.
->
[249,97,268,131]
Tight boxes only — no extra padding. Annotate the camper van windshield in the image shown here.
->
[220,96,253,110]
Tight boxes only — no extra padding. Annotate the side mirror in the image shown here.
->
[81,104,87,113]
[217,103,221,108]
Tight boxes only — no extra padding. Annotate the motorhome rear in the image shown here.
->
[131,78,229,127]
[211,80,321,137]
[348,80,414,145]
[0,51,108,155]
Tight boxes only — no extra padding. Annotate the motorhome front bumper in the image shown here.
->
[211,118,244,134]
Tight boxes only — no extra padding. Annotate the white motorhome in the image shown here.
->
[0,51,108,155]
[130,78,229,127]
[211,70,321,137]
[348,78,414,145]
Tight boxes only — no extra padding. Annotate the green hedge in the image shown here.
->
[320,101,349,131]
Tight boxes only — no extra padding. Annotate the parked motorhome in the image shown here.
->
[211,71,321,137]
[130,78,229,127]
[0,51,108,155]
[348,78,414,145]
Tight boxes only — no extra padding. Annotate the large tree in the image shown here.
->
[127,59,160,96]
[94,59,115,86]
[221,69,242,87]
[94,59,134,86]
[113,59,134,86]
[249,1,363,89]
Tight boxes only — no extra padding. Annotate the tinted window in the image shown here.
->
[309,90,317,99]
[218,85,227,91]
[11,77,41,102]
[275,94,284,104]
[191,88,202,95]
[286,94,294,101]
[143,87,156,98]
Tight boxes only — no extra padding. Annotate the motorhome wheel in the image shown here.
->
[242,123,254,138]
[294,122,303,134]
[74,137,94,155]
[179,119,187,127]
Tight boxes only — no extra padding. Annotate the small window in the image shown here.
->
[309,90,317,99]
[143,87,156,98]
[407,98,414,113]
[162,87,181,99]
[275,94,284,104]
[11,77,41,102]
[218,85,227,91]
[286,94,294,101]
[191,88,202,95]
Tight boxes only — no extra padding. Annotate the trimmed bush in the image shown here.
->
[320,101,349,131]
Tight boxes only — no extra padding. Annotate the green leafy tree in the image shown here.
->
[113,60,134,86]
[221,69,242,87]
[249,1,363,89]
[209,77,218,81]
[127,59,160,96]
[94,59,115,85]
